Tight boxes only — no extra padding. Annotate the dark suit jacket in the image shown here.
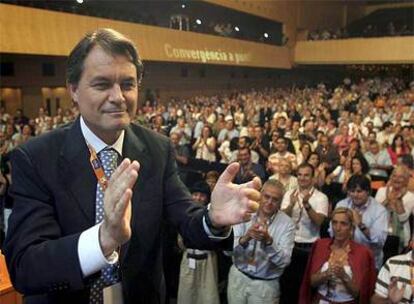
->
[3,119,229,303]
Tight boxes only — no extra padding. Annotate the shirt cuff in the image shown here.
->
[203,215,232,240]
[78,222,119,277]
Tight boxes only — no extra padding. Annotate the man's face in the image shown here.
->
[304,121,314,132]
[260,185,283,217]
[254,127,262,139]
[178,118,185,128]
[69,46,138,142]
[226,120,234,130]
[276,138,287,152]
[238,137,247,148]
[370,143,379,154]
[238,149,250,166]
[390,169,408,189]
[297,166,314,189]
[348,187,369,206]
[319,136,329,148]
[191,191,208,205]
[170,133,180,146]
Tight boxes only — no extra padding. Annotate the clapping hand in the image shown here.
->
[350,209,362,226]
[246,221,270,242]
[289,190,299,207]
[209,162,261,227]
[388,277,405,304]
[100,158,140,256]
[330,264,350,282]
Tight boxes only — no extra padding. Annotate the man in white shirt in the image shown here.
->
[3,29,261,304]
[280,163,329,304]
[375,165,414,261]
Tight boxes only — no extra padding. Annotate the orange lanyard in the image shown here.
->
[87,143,110,191]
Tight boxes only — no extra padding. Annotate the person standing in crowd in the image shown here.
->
[280,163,329,304]
[296,142,313,166]
[3,28,262,304]
[234,146,266,184]
[177,181,220,304]
[228,179,295,304]
[335,175,388,269]
[268,157,298,192]
[375,165,414,261]
[315,134,340,175]
[364,140,393,182]
[269,136,298,172]
[192,125,217,162]
[170,131,190,184]
[386,134,411,165]
[218,115,239,144]
[371,242,414,304]
[169,116,191,146]
[300,207,376,304]
[230,136,259,164]
[250,125,270,168]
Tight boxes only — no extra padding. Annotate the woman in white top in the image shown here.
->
[299,207,377,304]
[193,125,217,162]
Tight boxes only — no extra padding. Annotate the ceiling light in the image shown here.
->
[234,26,240,32]
[264,32,269,38]
[76,0,83,3]
[196,19,202,25]
[181,4,186,8]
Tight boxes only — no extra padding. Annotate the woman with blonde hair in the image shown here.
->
[268,157,298,192]
[299,207,376,304]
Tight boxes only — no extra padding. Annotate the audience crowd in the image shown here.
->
[308,21,413,41]
[1,75,414,303]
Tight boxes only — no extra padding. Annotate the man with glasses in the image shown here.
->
[227,179,295,304]
[335,175,388,269]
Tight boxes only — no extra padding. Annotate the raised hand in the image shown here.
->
[209,162,261,227]
[350,208,362,227]
[290,190,299,207]
[388,276,405,304]
[99,158,140,256]
[246,221,270,242]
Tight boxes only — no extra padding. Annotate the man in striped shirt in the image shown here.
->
[372,248,414,303]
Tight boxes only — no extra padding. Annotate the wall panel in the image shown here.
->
[0,4,291,69]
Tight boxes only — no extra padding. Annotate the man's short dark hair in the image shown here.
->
[262,179,285,197]
[297,163,315,177]
[190,180,211,201]
[67,28,144,85]
[346,174,371,193]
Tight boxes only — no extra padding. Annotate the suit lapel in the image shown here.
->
[58,118,96,224]
[122,125,151,183]
[120,125,152,261]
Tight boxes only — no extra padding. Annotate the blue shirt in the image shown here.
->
[232,211,295,280]
[335,197,388,269]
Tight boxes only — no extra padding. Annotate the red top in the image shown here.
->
[299,238,376,304]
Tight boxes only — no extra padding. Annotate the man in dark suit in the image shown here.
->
[3,28,261,304]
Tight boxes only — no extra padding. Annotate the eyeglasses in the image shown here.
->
[261,193,281,204]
